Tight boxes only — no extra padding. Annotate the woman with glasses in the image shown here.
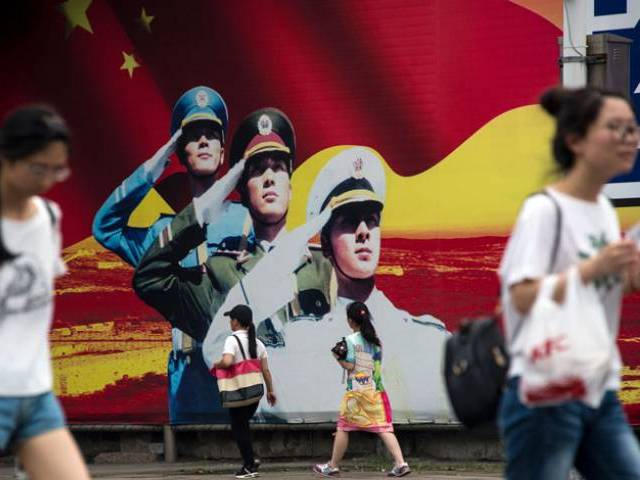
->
[0,105,90,479]
[498,86,640,479]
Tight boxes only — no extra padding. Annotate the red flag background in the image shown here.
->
[1,0,561,244]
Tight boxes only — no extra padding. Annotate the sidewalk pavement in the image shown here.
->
[0,460,504,479]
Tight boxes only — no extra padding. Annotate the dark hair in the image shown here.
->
[540,86,633,173]
[0,104,70,163]
[236,313,258,359]
[0,105,69,264]
[0,217,14,264]
[346,301,381,347]
[0,157,14,263]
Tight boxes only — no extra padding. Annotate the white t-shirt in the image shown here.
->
[0,197,66,396]
[222,330,267,364]
[499,188,623,390]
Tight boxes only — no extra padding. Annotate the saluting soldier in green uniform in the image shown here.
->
[133,108,333,350]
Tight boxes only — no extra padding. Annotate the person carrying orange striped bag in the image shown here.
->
[212,304,276,478]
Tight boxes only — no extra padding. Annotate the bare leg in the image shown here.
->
[378,431,405,466]
[19,428,91,480]
[330,430,349,468]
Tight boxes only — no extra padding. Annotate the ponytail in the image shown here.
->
[347,301,380,347]
[234,309,258,359]
[247,321,258,359]
[360,317,381,348]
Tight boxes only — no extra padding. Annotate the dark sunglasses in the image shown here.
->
[181,124,221,143]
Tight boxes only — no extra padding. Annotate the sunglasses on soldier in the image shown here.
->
[181,123,222,144]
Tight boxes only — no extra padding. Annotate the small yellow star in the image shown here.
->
[120,52,140,78]
[140,7,154,33]
[60,0,94,37]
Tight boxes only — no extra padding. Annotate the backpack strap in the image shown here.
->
[43,199,57,228]
[510,189,563,343]
[232,335,247,361]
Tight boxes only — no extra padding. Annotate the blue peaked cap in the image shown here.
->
[170,86,229,139]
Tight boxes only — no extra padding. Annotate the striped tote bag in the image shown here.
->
[213,335,264,408]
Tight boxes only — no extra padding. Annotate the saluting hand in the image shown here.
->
[143,128,182,184]
[161,128,182,157]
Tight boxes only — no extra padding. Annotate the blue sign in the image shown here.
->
[595,0,627,17]
[596,11,640,205]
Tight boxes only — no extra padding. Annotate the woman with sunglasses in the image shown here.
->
[0,104,90,479]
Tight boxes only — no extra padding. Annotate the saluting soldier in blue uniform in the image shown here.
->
[92,86,249,423]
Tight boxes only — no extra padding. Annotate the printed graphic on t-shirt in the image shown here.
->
[578,232,620,292]
[352,348,375,392]
[0,255,51,318]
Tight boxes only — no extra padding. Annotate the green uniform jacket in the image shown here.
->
[133,203,333,344]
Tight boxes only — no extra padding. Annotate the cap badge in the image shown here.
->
[258,114,273,136]
[352,157,364,179]
[196,90,209,108]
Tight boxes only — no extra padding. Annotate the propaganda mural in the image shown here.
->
[6,1,640,425]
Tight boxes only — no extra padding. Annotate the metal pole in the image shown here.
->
[562,0,588,87]
[163,425,177,463]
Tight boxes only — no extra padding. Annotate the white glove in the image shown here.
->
[142,129,182,184]
[193,158,246,227]
[202,206,333,369]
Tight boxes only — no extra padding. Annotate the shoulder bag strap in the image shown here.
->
[510,190,563,343]
[43,199,57,228]
[538,189,563,273]
[232,335,247,361]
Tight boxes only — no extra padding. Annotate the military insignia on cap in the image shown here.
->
[352,157,364,179]
[258,114,273,136]
[196,90,209,107]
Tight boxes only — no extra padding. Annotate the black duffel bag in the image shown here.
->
[444,316,509,428]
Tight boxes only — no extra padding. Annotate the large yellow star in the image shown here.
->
[120,52,140,78]
[140,7,155,33]
[60,0,94,37]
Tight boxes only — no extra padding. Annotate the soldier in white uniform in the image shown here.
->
[263,146,452,423]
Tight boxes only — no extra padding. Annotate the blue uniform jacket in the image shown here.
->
[92,162,250,268]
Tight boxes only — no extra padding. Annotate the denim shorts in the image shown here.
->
[0,391,66,451]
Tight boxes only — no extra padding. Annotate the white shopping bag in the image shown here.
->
[519,266,613,408]
[626,222,640,248]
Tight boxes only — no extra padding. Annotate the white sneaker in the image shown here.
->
[313,462,340,477]
[388,462,411,477]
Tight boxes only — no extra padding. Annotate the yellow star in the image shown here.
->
[140,7,155,33]
[60,0,94,37]
[120,52,140,78]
